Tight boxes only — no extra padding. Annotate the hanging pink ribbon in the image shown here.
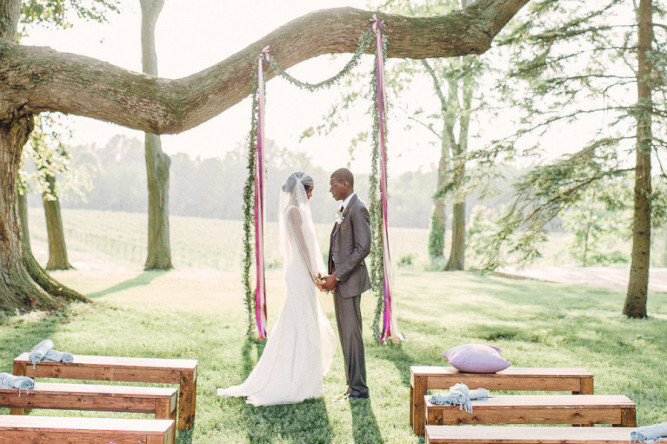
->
[254,45,270,340]
[371,15,404,344]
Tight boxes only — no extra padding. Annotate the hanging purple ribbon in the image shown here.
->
[254,46,270,340]
[371,15,404,344]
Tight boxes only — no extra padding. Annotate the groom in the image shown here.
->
[319,168,371,400]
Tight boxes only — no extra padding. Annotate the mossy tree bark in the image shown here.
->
[0,0,530,311]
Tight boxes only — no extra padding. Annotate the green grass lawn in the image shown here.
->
[1,266,665,443]
[0,209,664,442]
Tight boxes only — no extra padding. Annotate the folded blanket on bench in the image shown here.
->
[44,348,73,364]
[28,339,54,366]
[631,423,667,444]
[28,339,73,368]
[0,372,34,397]
[430,383,490,414]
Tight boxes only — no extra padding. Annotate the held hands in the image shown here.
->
[317,275,338,294]
[314,273,328,293]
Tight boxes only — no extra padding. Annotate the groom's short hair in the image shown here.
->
[331,168,354,188]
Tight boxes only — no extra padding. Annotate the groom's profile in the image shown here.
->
[319,168,371,400]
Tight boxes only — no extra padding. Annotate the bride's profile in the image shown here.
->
[217,171,336,406]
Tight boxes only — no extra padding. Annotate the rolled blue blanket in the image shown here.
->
[0,372,34,397]
[430,383,490,414]
[28,339,54,367]
[44,348,73,364]
[631,423,667,444]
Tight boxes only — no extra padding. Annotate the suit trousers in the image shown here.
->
[333,288,368,396]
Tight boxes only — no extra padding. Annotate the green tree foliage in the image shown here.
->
[447,0,666,268]
[20,0,119,31]
[20,113,91,200]
[560,179,632,266]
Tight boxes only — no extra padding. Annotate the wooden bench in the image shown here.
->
[0,415,175,443]
[14,352,197,430]
[411,366,594,435]
[3,382,176,422]
[425,395,636,428]
[425,425,639,444]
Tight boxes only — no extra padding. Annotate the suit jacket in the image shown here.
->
[328,194,372,298]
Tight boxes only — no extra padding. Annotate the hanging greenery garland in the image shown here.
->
[242,68,259,338]
[267,30,374,91]
[369,23,388,343]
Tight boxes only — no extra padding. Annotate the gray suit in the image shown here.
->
[328,193,371,397]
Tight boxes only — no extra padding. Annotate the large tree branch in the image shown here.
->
[0,0,528,134]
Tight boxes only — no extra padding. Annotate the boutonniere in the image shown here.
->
[335,209,345,225]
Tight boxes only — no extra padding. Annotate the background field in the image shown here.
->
[0,208,663,443]
[25,208,586,272]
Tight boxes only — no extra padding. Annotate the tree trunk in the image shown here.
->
[429,144,448,260]
[0,0,87,312]
[446,201,466,270]
[140,0,172,270]
[624,0,653,318]
[445,66,473,271]
[42,174,73,270]
[1,116,65,311]
[19,188,87,304]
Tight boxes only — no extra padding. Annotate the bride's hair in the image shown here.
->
[282,171,314,193]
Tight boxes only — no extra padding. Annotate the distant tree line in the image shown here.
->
[46,134,503,229]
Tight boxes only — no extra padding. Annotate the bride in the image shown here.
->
[218,171,336,406]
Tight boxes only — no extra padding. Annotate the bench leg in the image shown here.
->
[572,376,595,427]
[575,376,594,395]
[155,399,172,420]
[155,399,177,443]
[619,407,636,427]
[412,375,426,436]
[12,361,31,414]
[178,369,197,430]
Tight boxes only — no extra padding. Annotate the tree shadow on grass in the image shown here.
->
[87,270,170,298]
[350,398,383,443]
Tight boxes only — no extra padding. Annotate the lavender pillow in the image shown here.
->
[443,344,511,373]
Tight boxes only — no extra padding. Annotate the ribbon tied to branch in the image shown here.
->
[254,45,270,339]
[370,14,403,344]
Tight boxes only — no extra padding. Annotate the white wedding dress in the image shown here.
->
[218,176,336,406]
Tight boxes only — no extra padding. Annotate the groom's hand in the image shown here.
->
[321,275,338,292]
